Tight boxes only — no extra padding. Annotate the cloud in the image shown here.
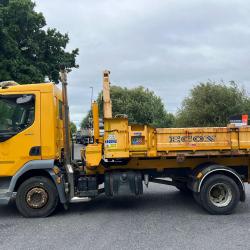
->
[35,0,250,127]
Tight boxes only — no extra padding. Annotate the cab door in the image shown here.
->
[0,91,41,176]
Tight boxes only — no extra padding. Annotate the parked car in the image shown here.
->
[75,130,82,144]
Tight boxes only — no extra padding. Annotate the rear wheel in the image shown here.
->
[200,174,240,215]
[193,192,201,205]
[16,176,58,218]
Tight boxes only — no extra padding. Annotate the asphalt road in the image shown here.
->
[0,144,250,250]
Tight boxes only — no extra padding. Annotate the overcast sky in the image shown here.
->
[35,0,250,127]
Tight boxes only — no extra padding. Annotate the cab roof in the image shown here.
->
[0,82,61,94]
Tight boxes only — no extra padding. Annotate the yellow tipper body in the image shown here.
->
[0,83,64,176]
[81,70,250,179]
[84,117,250,175]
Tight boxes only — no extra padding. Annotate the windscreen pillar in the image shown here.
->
[103,70,112,119]
[92,101,100,142]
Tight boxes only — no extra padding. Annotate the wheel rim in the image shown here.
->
[208,183,232,207]
[26,187,49,209]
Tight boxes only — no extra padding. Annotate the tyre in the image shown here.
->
[193,192,201,205]
[200,174,240,215]
[16,176,59,218]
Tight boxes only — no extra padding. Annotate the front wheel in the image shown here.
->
[16,176,59,218]
[200,174,240,215]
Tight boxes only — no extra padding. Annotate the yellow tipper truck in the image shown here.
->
[0,72,250,217]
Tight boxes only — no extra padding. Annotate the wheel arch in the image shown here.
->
[9,160,67,204]
[193,165,245,202]
[14,169,53,192]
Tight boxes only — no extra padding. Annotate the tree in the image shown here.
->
[81,114,91,128]
[175,81,250,127]
[70,122,77,135]
[0,0,78,83]
[81,85,175,128]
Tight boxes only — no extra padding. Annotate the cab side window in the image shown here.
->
[0,94,35,142]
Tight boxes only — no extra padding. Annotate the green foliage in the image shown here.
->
[70,121,77,135]
[0,0,78,83]
[81,114,91,128]
[176,81,250,127]
[81,85,174,128]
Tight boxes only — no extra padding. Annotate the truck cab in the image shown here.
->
[0,83,65,214]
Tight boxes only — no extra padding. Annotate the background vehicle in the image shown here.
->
[71,133,76,142]
[0,71,249,217]
[81,119,103,146]
[81,127,93,145]
[75,130,83,144]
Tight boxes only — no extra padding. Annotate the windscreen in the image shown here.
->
[0,94,35,142]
